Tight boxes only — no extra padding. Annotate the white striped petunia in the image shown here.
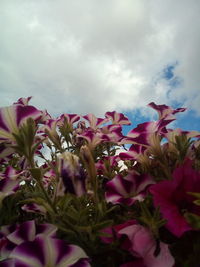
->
[148,102,186,120]
[105,111,131,125]
[82,114,108,130]
[0,104,42,143]
[105,171,154,206]
[6,235,90,267]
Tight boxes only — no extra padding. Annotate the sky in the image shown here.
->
[0,0,200,132]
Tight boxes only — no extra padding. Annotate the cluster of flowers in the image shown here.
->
[0,97,200,266]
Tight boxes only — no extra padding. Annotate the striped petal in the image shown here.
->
[59,114,80,125]
[9,236,90,267]
[7,221,36,245]
[13,97,32,106]
[148,102,186,120]
[105,111,131,125]
[0,105,42,142]
[105,172,154,206]
[83,114,108,129]
[0,177,19,204]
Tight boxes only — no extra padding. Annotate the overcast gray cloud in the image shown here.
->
[0,0,200,117]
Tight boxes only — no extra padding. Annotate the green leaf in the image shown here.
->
[184,212,200,229]
[30,168,42,180]
[92,220,114,231]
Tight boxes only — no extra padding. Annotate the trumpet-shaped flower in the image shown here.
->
[148,102,186,120]
[101,220,174,267]
[119,144,146,161]
[101,124,124,143]
[77,129,109,149]
[121,120,169,147]
[150,159,200,237]
[83,114,108,130]
[105,111,131,125]
[119,223,175,267]
[0,221,57,261]
[105,172,154,206]
[0,104,42,142]
[3,235,90,267]
[0,221,90,267]
[59,113,80,126]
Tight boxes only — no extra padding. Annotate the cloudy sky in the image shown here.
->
[0,0,200,130]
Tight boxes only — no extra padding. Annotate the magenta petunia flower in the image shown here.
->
[150,159,200,237]
[105,172,154,206]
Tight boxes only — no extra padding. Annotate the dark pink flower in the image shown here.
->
[150,159,200,237]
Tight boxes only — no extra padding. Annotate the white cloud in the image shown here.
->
[0,0,200,117]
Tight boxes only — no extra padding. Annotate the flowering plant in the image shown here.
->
[0,97,200,267]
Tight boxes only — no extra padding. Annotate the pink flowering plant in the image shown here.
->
[0,97,200,266]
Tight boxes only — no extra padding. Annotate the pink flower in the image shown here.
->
[150,159,200,237]
[101,221,174,267]
[119,223,174,267]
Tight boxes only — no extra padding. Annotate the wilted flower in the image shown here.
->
[58,152,86,197]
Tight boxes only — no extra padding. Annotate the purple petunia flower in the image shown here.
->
[0,221,90,267]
